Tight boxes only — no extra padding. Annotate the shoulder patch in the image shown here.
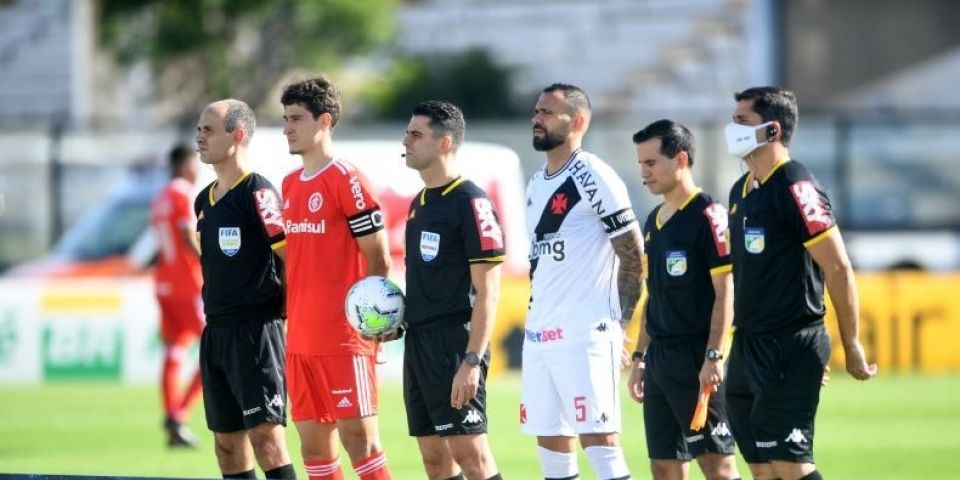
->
[254,188,285,238]
[471,197,504,251]
[788,180,833,235]
[703,203,730,257]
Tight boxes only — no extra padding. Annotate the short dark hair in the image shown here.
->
[412,100,465,148]
[542,83,591,115]
[734,86,798,146]
[168,141,194,174]
[222,99,256,145]
[632,119,696,167]
[281,76,342,126]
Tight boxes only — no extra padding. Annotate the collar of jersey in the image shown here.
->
[208,171,253,206]
[655,188,701,230]
[299,158,338,181]
[542,148,582,180]
[419,176,466,206]
[741,158,790,199]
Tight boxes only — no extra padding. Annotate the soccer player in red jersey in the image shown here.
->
[149,142,204,448]
[280,77,393,480]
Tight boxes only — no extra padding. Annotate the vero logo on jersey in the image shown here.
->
[789,180,832,235]
[550,193,568,214]
[703,203,730,256]
[472,198,504,251]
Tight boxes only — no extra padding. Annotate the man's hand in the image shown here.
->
[699,359,724,395]
[627,363,645,403]
[450,362,481,409]
[844,341,879,380]
[620,334,634,369]
[362,324,405,343]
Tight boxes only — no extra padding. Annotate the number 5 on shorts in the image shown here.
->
[574,395,586,422]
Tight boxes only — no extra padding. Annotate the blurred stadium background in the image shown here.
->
[1,0,960,478]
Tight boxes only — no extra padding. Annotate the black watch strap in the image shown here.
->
[631,350,646,363]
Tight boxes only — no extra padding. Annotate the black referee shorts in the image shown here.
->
[200,317,288,433]
[725,323,830,464]
[403,322,489,437]
[643,338,736,460]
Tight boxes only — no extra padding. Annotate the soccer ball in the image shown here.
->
[344,276,405,336]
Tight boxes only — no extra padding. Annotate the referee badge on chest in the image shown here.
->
[666,250,687,276]
[744,227,765,254]
[219,227,241,256]
[420,231,440,262]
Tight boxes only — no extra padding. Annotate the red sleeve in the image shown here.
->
[338,168,385,237]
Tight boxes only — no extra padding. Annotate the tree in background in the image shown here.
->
[97,0,395,124]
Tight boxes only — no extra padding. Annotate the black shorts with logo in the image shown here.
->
[201,317,288,433]
[403,321,489,437]
[644,338,736,460]
[725,323,830,463]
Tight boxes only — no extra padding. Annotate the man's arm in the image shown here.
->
[178,223,201,259]
[807,229,877,380]
[356,229,391,277]
[700,271,733,392]
[610,225,644,329]
[627,294,649,403]
[450,261,501,409]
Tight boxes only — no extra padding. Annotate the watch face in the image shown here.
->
[464,352,481,366]
[706,349,722,360]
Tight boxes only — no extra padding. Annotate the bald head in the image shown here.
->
[205,99,256,145]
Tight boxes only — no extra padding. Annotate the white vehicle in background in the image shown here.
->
[0,130,528,384]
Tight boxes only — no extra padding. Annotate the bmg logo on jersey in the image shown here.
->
[529,234,565,262]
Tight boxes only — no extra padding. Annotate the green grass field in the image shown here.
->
[2,374,959,479]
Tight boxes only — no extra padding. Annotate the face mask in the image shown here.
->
[724,121,773,158]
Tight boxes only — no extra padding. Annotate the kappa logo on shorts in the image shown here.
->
[337,396,352,408]
[267,394,284,408]
[711,422,732,437]
[462,409,483,425]
[218,227,241,256]
[785,428,808,444]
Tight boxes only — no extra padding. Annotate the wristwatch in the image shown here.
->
[463,351,481,367]
[705,348,724,362]
[631,351,646,364]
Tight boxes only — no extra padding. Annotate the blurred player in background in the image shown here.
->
[627,119,740,480]
[522,83,642,480]
[149,141,204,448]
[279,76,394,480]
[399,100,504,480]
[723,86,877,480]
[194,99,296,479]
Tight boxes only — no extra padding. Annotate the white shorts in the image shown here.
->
[520,340,622,436]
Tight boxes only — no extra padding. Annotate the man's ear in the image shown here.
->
[676,150,690,169]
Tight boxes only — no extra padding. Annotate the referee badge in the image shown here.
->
[666,250,687,276]
[218,227,241,256]
[744,227,765,254]
[420,231,440,262]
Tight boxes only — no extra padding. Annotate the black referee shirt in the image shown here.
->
[643,191,731,340]
[728,160,837,334]
[404,177,506,328]
[195,172,287,324]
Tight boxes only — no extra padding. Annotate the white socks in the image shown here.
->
[584,445,630,479]
[537,446,579,479]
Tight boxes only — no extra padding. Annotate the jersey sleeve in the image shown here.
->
[780,165,837,247]
[461,189,506,263]
[338,168,385,238]
[172,187,194,230]
[580,158,638,238]
[700,201,732,274]
[250,175,287,250]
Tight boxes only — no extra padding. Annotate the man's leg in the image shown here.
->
[248,421,295,478]
[417,435,461,480]
[537,436,579,479]
[214,430,255,477]
[446,433,499,480]
[650,459,688,480]
[769,461,818,480]
[296,420,343,480]
[338,416,391,480]
[695,453,740,480]
[580,433,630,480]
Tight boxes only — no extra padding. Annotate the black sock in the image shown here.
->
[799,471,823,480]
[444,474,465,480]
[486,474,503,480]
[546,476,579,480]
[264,463,297,479]
[223,470,256,479]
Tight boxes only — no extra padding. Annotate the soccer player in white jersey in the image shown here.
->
[522,83,644,480]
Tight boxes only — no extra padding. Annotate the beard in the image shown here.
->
[532,127,568,152]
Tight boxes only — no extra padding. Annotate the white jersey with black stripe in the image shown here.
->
[524,149,637,349]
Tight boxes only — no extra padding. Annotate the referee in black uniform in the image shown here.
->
[194,99,295,479]
[723,87,877,480]
[627,120,740,480]
[396,100,505,480]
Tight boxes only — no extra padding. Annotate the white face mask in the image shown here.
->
[724,122,774,158]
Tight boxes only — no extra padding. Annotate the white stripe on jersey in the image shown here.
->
[525,150,636,348]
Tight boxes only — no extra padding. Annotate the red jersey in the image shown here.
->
[150,178,202,299]
[282,159,385,356]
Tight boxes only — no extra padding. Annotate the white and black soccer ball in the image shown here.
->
[344,276,405,336]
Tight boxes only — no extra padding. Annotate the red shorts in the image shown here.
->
[157,295,204,347]
[287,353,379,423]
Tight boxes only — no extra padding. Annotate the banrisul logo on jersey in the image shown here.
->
[40,290,122,380]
